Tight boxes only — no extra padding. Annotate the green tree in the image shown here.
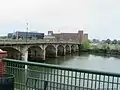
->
[112,39,118,44]
[102,44,107,49]
[101,44,110,53]
[105,39,111,44]
[83,40,90,50]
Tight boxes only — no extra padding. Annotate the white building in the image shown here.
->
[44,35,56,41]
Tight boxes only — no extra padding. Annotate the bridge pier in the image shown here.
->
[64,46,66,55]
[22,50,28,69]
[55,46,58,57]
[71,45,77,53]
[69,45,72,54]
[42,46,46,60]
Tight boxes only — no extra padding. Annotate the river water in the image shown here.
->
[45,53,120,73]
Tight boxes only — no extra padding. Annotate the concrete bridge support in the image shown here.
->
[71,45,77,53]
[65,45,69,54]
[42,46,46,60]
[70,44,79,53]
[22,51,28,62]
[69,45,72,54]
[57,45,64,56]
[64,45,66,56]
[55,45,58,57]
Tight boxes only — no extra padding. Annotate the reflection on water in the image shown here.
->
[45,53,120,73]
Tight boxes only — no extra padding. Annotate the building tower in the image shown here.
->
[48,31,53,36]
[78,30,83,43]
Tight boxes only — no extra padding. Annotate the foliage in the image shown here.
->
[105,39,111,44]
[92,39,100,43]
[101,44,107,49]
[82,40,90,50]
[0,36,7,39]
[112,39,118,44]
[101,44,110,52]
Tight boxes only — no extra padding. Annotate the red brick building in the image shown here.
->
[48,30,88,43]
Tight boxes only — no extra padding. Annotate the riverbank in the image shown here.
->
[80,48,120,56]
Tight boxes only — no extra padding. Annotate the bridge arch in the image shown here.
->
[66,45,71,54]
[1,47,22,60]
[28,45,43,62]
[57,45,64,56]
[71,44,77,53]
[45,45,56,58]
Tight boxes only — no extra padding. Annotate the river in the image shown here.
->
[44,53,120,73]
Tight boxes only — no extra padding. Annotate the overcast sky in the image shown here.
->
[0,0,120,40]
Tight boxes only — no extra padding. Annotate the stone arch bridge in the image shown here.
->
[0,41,80,62]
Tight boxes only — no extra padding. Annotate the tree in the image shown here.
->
[92,39,100,43]
[88,39,91,43]
[101,44,108,50]
[118,40,120,44]
[83,40,90,50]
[112,39,118,44]
[105,39,111,44]
[101,44,109,53]
[12,35,16,39]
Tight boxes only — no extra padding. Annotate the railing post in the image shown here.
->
[44,81,48,90]
[21,50,28,69]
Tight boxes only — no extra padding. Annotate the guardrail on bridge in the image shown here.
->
[0,39,79,45]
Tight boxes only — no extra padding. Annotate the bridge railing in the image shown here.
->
[3,58,119,90]
[0,39,79,44]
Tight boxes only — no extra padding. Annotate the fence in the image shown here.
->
[2,58,120,90]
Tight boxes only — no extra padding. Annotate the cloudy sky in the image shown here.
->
[0,0,120,40]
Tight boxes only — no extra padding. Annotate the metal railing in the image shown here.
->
[2,58,120,90]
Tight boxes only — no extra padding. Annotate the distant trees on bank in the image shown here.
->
[105,39,120,44]
[92,39,120,44]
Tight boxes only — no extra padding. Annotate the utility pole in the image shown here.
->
[26,22,28,44]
